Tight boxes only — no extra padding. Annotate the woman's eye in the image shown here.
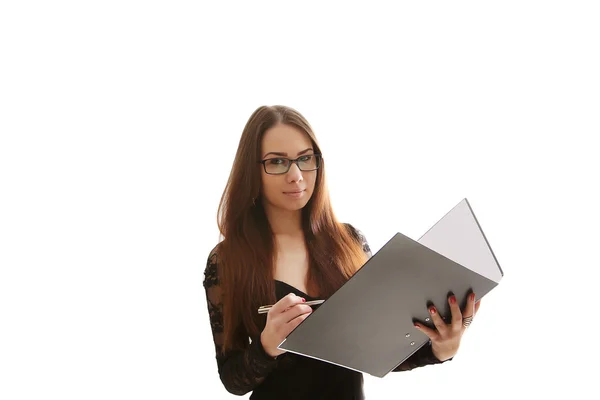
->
[298,155,312,162]
[268,158,285,165]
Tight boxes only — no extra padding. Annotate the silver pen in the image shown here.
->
[257,299,325,314]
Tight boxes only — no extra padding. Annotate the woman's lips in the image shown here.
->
[283,189,305,198]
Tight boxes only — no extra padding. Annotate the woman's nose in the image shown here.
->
[287,162,303,183]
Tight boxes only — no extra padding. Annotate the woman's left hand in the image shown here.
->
[414,292,482,361]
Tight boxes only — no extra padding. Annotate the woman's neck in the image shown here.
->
[263,204,303,236]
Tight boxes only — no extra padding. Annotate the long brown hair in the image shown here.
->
[216,105,367,352]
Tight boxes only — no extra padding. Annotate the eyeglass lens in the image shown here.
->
[264,155,320,174]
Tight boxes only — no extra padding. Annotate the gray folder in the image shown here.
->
[277,198,503,378]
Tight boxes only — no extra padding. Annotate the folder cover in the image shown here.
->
[277,198,503,378]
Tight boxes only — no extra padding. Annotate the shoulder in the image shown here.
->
[343,222,367,242]
[342,223,372,257]
[203,242,222,288]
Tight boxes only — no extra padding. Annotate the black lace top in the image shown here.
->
[203,224,449,400]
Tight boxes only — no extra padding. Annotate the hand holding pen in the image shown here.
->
[259,293,319,359]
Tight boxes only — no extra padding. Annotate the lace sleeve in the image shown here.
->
[203,246,279,395]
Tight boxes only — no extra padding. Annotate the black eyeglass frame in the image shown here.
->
[258,153,323,175]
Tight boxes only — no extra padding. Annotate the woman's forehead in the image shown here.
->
[261,124,313,156]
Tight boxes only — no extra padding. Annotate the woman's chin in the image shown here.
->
[271,198,310,212]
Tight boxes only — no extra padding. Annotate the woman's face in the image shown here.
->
[259,123,318,212]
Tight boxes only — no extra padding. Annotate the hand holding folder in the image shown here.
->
[276,198,503,377]
[413,290,482,362]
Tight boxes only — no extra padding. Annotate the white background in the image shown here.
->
[1,1,599,399]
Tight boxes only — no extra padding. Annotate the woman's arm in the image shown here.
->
[203,248,279,395]
[392,341,450,371]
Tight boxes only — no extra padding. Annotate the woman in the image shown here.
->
[203,105,481,399]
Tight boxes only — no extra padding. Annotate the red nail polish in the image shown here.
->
[429,307,437,315]
[470,293,475,302]
[414,324,420,329]
[449,296,456,304]
[301,298,306,302]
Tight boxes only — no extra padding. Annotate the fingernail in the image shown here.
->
[414,324,420,329]
[470,293,475,301]
[449,295,456,304]
[301,298,306,302]
[429,307,437,315]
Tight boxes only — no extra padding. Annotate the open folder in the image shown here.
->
[277,198,503,378]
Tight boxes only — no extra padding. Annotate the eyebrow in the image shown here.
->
[263,148,313,158]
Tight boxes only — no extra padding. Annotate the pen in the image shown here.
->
[257,299,325,314]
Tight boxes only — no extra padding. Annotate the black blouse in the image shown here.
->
[203,224,449,400]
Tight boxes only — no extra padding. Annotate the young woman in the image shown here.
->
[203,105,481,399]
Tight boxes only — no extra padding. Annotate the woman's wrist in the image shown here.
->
[259,331,279,360]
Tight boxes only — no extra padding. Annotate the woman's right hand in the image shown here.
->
[260,293,313,358]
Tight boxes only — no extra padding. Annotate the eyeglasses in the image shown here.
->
[258,154,322,175]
